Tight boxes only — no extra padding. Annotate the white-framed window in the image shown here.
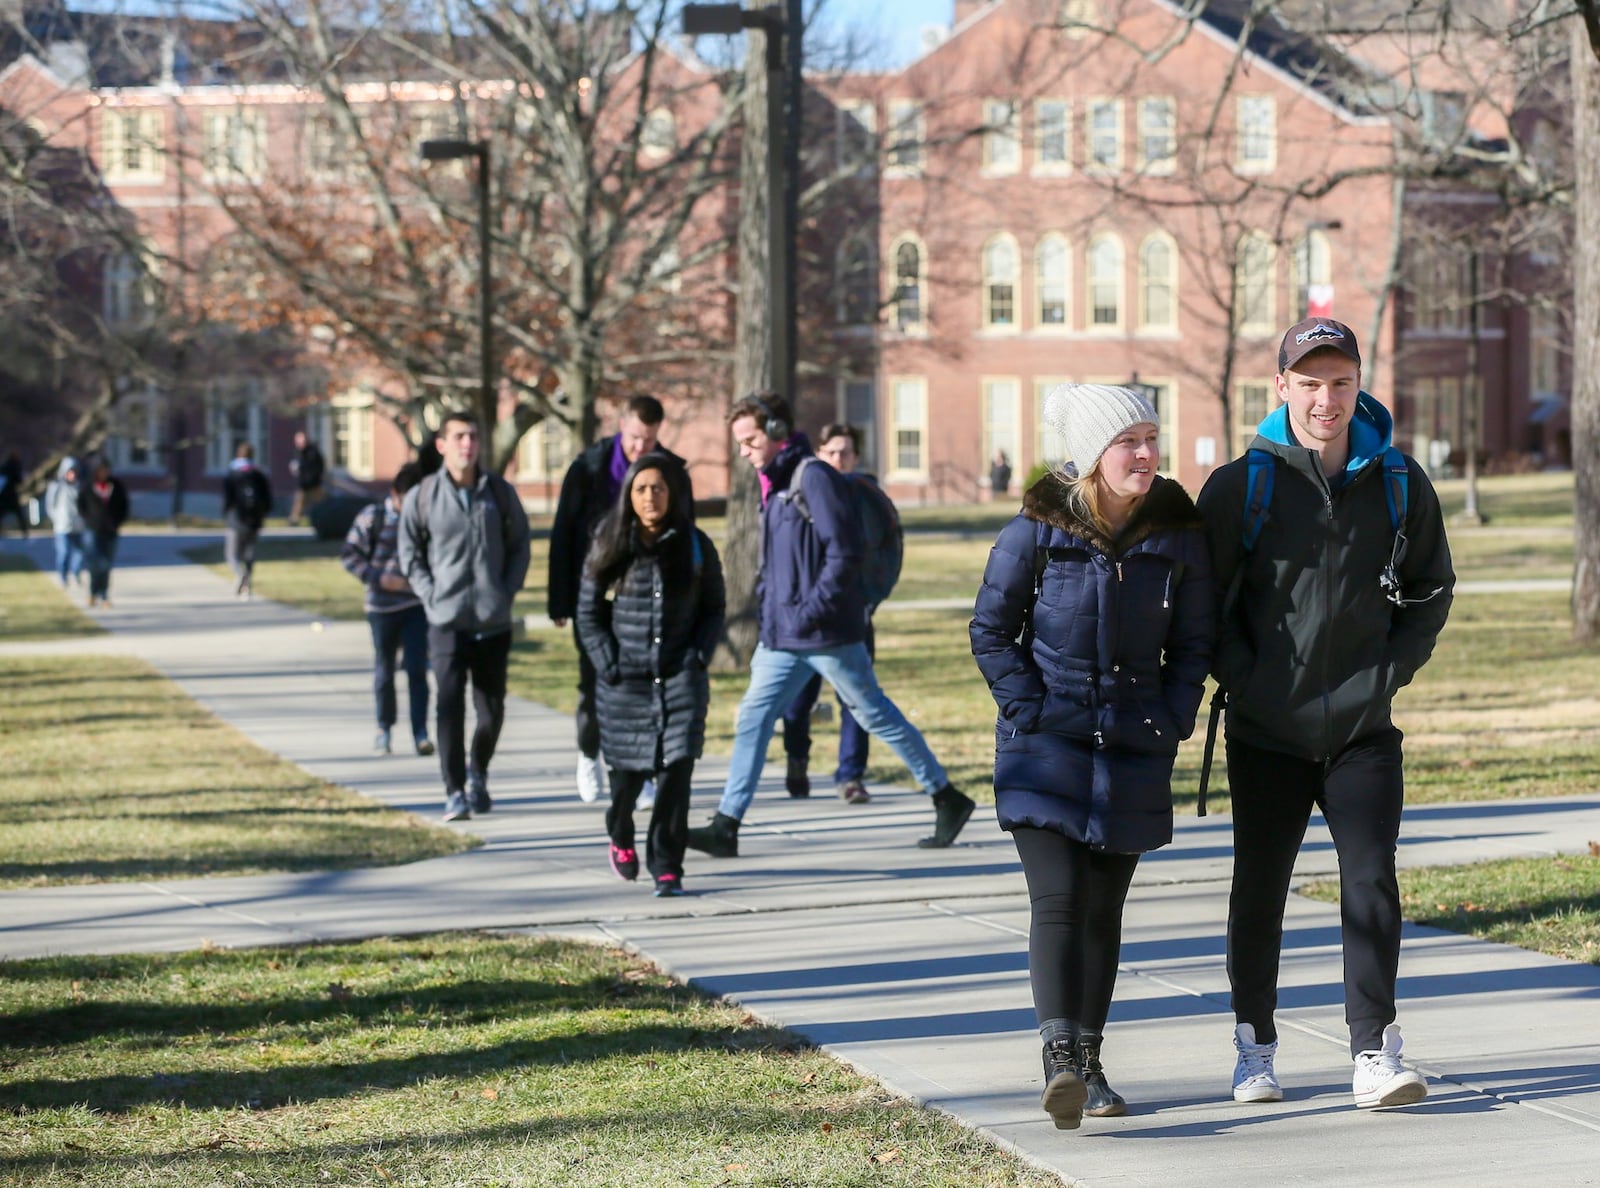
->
[1236,94,1276,173]
[888,375,928,478]
[320,392,376,480]
[837,235,877,325]
[836,100,877,173]
[1291,227,1334,319]
[1235,231,1276,336]
[1035,376,1071,469]
[1137,97,1176,174]
[982,377,1021,479]
[1033,99,1070,174]
[640,106,676,158]
[1138,233,1177,331]
[981,234,1020,330]
[839,378,878,470]
[1086,233,1124,330]
[516,417,576,482]
[1408,242,1470,332]
[202,107,267,181]
[1085,98,1122,173]
[1057,0,1099,38]
[886,100,924,175]
[205,380,269,475]
[304,106,371,181]
[1035,234,1070,329]
[105,388,165,473]
[103,250,155,326]
[890,234,927,333]
[982,99,1020,175]
[1234,379,1273,457]
[100,109,165,182]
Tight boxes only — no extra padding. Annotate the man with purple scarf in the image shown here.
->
[549,394,688,803]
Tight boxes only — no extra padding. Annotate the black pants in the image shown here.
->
[1012,827,1141,1032]
[224,521,259,591]
[1226,729,1405,1057]
[572,621,600,760]
[429,626,511,793]
[607,757,694,881]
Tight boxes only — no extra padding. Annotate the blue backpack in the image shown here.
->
[780,458,904,606]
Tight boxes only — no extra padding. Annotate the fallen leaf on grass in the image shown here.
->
[374,1165,394,1181]
[480,1088,499,1101]
[723,1163,747,1172]
[820,1122,834,1134]
[874,1149,902,1164]
[1589,840,1599,857]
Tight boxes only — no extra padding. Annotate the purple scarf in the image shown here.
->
[605,434,630,502]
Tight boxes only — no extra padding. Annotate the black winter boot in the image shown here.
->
[917,784,976,849]
[686,812,741,858]
[786,755,811,798]
[1077,1028,1128,1117]
[1039,1019,1087,1130]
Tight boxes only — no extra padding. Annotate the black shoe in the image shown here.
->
[917,784,975,848]
[786,756,810,798]
[1040,1034,1087,1130]
[467,769,491,815]
[1078,1028,1128,1117]
[686,812,741,858]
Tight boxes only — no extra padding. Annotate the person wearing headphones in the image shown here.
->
[687,392,974,858]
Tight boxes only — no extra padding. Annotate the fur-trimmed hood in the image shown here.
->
[1022,473,1202,554]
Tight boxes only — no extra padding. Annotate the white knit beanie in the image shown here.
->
[1043,383,1160,475]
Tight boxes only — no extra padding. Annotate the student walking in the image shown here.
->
[399,412,531,821]
[1196,317,1454,1110]
[221,442,272,600]
[288,430,326,526]
[971,383,1213,1130]
[45,458,85,587]
[577,454,725,897]
[78,458,129,608]
[342,463,434,758]
[687,393,972,860]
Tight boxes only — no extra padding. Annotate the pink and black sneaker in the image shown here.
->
[653,873,684,898]
[608,843,639,882]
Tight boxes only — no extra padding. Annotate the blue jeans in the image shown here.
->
[54,531,84,585]
[718,642,947,821]
[369,605,430,739]
[83,532,117,600]
[783,619,873,783]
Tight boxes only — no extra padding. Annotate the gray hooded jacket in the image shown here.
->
[398,469,531,633]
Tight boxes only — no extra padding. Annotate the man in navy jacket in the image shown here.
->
[686,393,973,858]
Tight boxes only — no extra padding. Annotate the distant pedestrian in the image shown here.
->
[221,442,273,600]
[399,411,531,822]
[779,422,901,805]
[0,451,27,537]
[44,458,86,587]
[549,394,687,805]
[687,393,972,860]
[989,448,1012,496]
[577,454,725,897]
[342,462,434,758]
[288,430,326,526]
[971,383,1212,1130]
[78,458,129,608]
[1197,317,1453,1110]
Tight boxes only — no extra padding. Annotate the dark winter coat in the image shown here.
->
[548,436,687,621]
[576,525,726,772]
[970,474,1214,854]
[222,462,273,531]
[78,477,130,540]
[1196,393,1454,762]
[294,441,326,491]
[758,434,868,651]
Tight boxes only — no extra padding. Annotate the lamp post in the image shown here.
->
[684,1,801,402]
[420,138,493,425]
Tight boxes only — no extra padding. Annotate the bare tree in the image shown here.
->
[1570,0,1600,640]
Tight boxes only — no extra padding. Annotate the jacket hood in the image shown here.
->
[57,457,79,479]
[1255,391,1395,475]
[1022,472,1202,554]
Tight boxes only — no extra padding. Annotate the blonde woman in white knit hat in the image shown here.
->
[969,383,1214,1130]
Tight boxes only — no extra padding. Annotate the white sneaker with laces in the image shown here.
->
[1232,1023,1283,1103]
[576,754,604,803]
[1353,1023,1428,1108]
[638,779,657,811]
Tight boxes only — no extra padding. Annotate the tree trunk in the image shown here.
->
[1572,14,1600,642]
[715,23,778,668]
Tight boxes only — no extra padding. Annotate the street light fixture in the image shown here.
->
[420,138,494,424]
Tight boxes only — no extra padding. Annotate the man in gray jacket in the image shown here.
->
[399,411,531,821]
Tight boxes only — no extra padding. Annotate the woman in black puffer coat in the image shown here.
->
[971,384,1213,1131]
[577,454,725,897]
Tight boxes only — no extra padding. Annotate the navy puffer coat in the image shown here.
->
[970,474,1214,854]
[577,525,726,773]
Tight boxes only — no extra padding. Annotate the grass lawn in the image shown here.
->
[1301,850,1600,966]
[0,654,474,889]
[0,934,1062,1188]
[0,553,103,642]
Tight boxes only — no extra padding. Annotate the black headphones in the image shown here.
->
[750,392,790,442]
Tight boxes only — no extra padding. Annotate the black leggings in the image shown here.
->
[1012,827,1141,1031]
[607,757,694,881]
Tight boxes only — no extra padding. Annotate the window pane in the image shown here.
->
[1088,101,1119,168]
[895,242,922,329]
[1089,237,1121,325]
[1037,238,1067,324]
[1037,100,1067,164]
[1141,238,1173,327]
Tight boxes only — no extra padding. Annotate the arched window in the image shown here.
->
[837,236,877,325]
[891,236,926,331]
[1138,233,1177,330]
[1235,231,1276,335]
[982,234,1019,328]
[1035,234,1069,327]
[1086,233,1123,329]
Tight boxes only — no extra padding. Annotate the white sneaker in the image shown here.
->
[638,779,657,811]
[576,754,604,803]
[1232,1023,1283,1103]
[1353,1023,1428,1108]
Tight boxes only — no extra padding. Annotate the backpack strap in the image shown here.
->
[1380,446,1409,534]
[778,456,818,524]
[1241,448,1274,553]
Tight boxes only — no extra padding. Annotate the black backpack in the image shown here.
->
[780,458,904,606]
[233,470,264,523]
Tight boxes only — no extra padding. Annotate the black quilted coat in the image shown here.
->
[576,525,726,772]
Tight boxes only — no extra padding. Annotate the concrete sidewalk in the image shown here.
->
[3,534,1598,1186]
